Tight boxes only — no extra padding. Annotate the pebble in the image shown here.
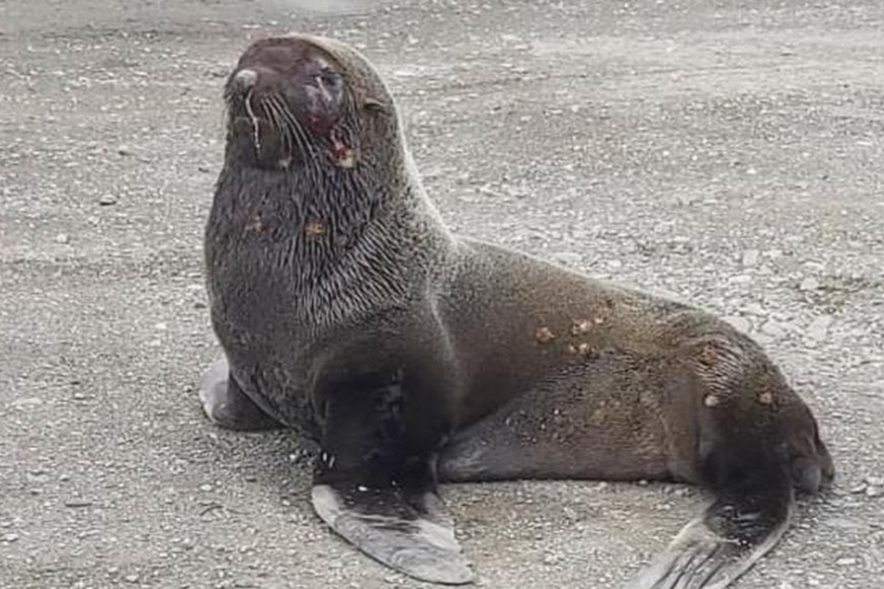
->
[865,476,883,486]
[99,194,118,206]
[806,315,833,341]
[64,500,94,508]
[542,552,559,565]
[836,557,858,566]
[549,252,583,267]
[118,146,135,157]
[799,276,820,291]
[866,487,882,498]
[199,484,213,492]
[742,302,767,316]
[729,274,752,284]
[55,233,70,244]
[124,573,139,583]
[2,533,19,543]
[761,320,786,338]
[742,249,760,267]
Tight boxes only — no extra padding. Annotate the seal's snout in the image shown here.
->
[233,68,258,91]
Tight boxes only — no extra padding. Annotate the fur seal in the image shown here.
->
[198,33,834,588]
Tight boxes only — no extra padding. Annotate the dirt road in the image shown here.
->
[2,1,883,587]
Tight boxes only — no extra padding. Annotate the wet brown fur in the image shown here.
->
[203,34,834,587]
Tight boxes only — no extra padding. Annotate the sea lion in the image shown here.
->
[198,33,834,588]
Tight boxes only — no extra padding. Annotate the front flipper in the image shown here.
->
[312,484,473,585]
[311,377,474,585]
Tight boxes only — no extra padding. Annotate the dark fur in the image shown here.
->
[200,35,834,588]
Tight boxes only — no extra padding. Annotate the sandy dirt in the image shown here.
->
[1,1,883,588]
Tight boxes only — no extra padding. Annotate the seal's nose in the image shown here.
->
[233,68,258,90]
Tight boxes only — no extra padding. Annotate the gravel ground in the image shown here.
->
[2,1,883,588]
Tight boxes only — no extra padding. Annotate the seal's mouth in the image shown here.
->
[224,37,357,171]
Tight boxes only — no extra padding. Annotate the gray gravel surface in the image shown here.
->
[2,1,883,588]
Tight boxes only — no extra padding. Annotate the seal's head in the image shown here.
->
[224,34,400,172]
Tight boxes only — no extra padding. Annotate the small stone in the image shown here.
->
[64,500,93,508]
[799,277,820,291]
[55,233,70,244]
[721,316,750,333]
[761,320,785,338]
[836,557,857,566]
[866,486,883,498]
[606,259,623,269]
[98,194,118,206]
[742,249,760,267]
[806,315,833,341]
[865,476,883,486]
[199,484,213,492]
[118,146,135,156]
[542,553,559,565]
[2,533,19,543]
[704,394,720,407]
[124,573,139,583]
[742,302,767,316]
[729,274,752,284]
[550,252,582,267]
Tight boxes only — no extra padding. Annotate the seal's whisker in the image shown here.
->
[268,95,304,153]
[244,88,262,152]
[273,95,324,182]
[261,97,293,159]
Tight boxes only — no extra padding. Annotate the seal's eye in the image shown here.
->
[317,67,341,91]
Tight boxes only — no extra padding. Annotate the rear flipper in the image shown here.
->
[625,496,792,589]
[311,378,474,585]
[626,445,796,589]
